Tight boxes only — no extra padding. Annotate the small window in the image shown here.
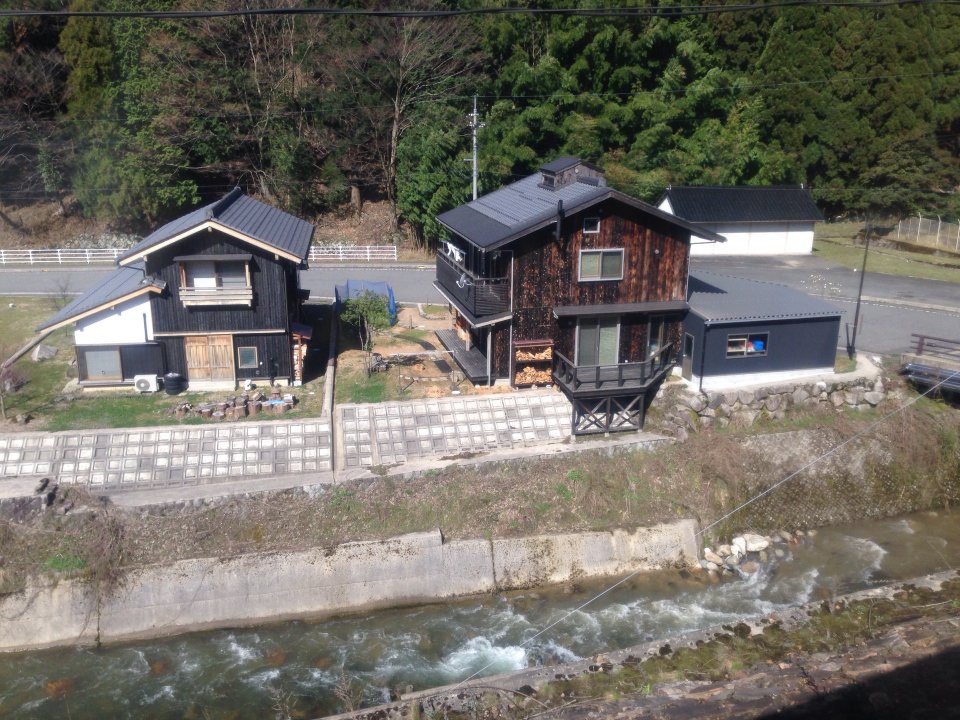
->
[583,217,601,234]
[579,249,623,281]
[726,333,768,358]
[237,346,259,369]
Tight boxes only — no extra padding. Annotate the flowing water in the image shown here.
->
[2,510,959,719]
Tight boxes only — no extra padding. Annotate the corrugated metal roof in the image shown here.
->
[661,186,824,223]
[118,189,314,263]
[438,160,723,250]
[687,271,842,324]
[37,264,163,331]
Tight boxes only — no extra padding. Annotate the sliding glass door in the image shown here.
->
[577,317,619,366]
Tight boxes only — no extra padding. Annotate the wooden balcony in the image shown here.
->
[552,344,677,397]
[179,285,253,307]
[435,253,510,323]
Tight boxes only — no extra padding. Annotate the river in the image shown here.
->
[1,509,958,719]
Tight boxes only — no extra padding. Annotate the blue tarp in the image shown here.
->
[335,279,397,325]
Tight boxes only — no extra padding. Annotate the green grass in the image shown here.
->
[814,222,960,283]
[419,304,448,316]
[834,354,857,374]
[0,296,326,431]
[336,364,390,404]
[44,550,87,573]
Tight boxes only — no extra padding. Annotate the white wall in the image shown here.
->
[690,222,814,256]
[656,198,814,256]
[74,295,153,345]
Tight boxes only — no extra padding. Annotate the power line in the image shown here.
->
[2,0,959,20]
[453,367,960,688]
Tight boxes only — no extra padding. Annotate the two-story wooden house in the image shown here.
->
[433,158,723,434]
[39,189,314,389]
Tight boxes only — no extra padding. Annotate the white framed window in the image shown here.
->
[237,346,259,369]
[583,217,601,234]
[726,333,768,358]
[578,249,623,281]
[181,260,250,289]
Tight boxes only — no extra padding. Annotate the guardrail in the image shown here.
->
[0,245,398,266]
[308,245,397,262]
[0,248,124,265]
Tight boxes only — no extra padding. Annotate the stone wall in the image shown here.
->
[0,520,698,652]
[654,374,888,439]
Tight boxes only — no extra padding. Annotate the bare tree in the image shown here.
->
[327,14,474,227]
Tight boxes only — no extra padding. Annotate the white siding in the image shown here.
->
[656,197,815,256]
[74,296,153,345]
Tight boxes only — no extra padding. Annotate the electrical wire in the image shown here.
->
[453,366,960,687]
[2,0,959,19]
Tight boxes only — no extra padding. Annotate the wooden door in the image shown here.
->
[184,335,234,381]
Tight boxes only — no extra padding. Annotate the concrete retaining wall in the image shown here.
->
[0,520,698,652]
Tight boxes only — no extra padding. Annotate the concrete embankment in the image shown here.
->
[0,519,699,653]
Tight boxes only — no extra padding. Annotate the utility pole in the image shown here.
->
[466,95,484,200]
[847,221,872,359]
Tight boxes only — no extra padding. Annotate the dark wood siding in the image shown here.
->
[119,343,165,379]
[510,199,690,362]
[146,230,292,334]
[233,333,292,380]
[156,337,187,377]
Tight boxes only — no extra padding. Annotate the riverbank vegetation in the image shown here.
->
[2,380,957,596]
[2,3,958,248]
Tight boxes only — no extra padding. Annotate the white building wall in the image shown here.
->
[74,296,153,345]
[656,198,815,256]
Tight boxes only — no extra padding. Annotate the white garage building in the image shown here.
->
[657,186,823,256]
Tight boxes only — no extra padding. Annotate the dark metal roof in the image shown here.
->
[38,264,164,331]
[660,186,824,223]
[553,300,689,317]
[119,188,314,263]
[540,156,582,173]
[687,271,842,324]
[437,162,723,250]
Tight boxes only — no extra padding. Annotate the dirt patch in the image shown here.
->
[0,199,124,249]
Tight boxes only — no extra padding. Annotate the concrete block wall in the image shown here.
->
[0,520,699,652]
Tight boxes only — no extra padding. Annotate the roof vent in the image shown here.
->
[206,187,244,219]
[538,157,605,191]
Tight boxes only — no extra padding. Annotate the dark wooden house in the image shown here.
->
[433,158,723,434]
[40,189,314,389]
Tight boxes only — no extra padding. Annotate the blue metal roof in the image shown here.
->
[118,188,314,263]
[688,271,842,324]
[38,264,164,331]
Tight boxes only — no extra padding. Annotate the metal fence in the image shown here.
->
[896,214,960,253]
[0,245,398,266]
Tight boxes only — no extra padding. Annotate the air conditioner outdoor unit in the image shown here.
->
[133,374,159,393]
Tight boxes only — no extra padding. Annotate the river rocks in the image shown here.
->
[777,530,795,543]
[741,533,770,552]
[731,536,747,555]
[703,548,724,565]
[740,561,760,574]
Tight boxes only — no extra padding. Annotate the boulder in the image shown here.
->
[740,561,760,574]
[863,391,884,406]
[699,559,719,571]
[31,344,58,362]
[699,416,714,429]
[714,403,732,419]
[844,388,864,406]
[764,394,782,412]
[703,548,724,565]
[731,409,759,428]
[792,388,810,406]
[680,393,707,413]
[723,555,740,569]
[707,392,726,409]
[731,536,747,555]
[774,548,786,559]
[737,389,756,406]
[814,381,828,393]
[772,409,786,420]
[873,378,885,393]
[777,529,795,543]
[742,533,770,552]
[716,544,732,557]
[829,391,845,407]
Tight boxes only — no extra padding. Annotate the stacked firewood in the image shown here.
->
[515,346,552,362]
[514,366,552,385]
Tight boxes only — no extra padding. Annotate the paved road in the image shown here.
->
[3,257,957,355]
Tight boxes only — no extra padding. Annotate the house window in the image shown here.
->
[577,317,619,366]
[80,347,122,381]
[237,346,259,369]
[648,316,665,357]
[181,260,250,288]
[578,249,623,281]
[726,333,769,358]
[583,217,601,234]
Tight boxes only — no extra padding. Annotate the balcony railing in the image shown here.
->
[179,285,254,307]
[553,343,677,394]
[435,252,510,318]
